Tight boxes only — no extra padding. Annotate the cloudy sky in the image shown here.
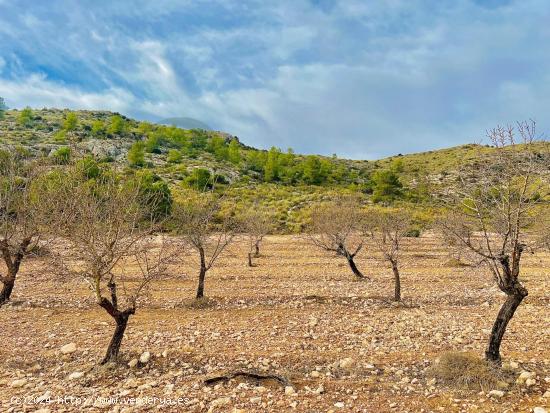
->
[0,0,548,159]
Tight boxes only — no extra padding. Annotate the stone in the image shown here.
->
[209,397,231,410]
[60,342,77,354]
[525,378,536,387]
[496,381,509,389]
[285,386,296,395]
[250,397,261,404]
[10,378,27,388]
[509,361,519,369]
[139,351,151,364]
[543,390,550,398]
[533,408,547,413]
[488,390,505,398]
[310,371,320,378]
[339,357,355,369]
[517,371,535,383]
[334,402,345,408]
[68,371,84,380]
[128,358,139,368]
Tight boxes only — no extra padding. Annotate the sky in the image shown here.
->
[0,0,549,159]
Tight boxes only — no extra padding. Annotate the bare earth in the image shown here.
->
[0,235,548,413]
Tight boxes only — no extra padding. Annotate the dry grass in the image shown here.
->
[428,351,512,391]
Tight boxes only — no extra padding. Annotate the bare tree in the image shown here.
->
[172,193,238,299]
[440,121,549,363]
[51,165,171,364]
[364,209,412,301]
[306,198,368,279]
[242,206,276,267]
[0,150,49,307]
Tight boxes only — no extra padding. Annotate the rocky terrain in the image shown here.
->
[0,235,548,412]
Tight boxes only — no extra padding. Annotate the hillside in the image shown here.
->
[1,107,548,230]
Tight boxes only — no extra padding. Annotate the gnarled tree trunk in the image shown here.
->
[0,239,30,307]
[248,252,254,267]
[485,251,528,363]
[391,260,401,301]
[346,255,365,279]
[254,241,261,257]
[0,275,16,307]
[485,283,528,363]
[196,247,207,299]
[101,312,132,364]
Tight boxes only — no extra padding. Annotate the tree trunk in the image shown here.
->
[254,241,260,257]
[101,313,131,364]
[196,247,207,299]
[248,252,253,267]
[391,261,401,301]
[0,276,16,307]
[346,256,365,279]
[485,285,528,363]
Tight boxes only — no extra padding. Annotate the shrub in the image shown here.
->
[63,112,78,131]
[427,352,510,390]
[167,149,182,163]
[184,168,213,191]
[17,107,34,127]
[127,141,145,167]
[91,120,106,137]
[52,147,71,164]
[108,115,126,135]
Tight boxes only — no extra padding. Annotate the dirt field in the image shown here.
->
[0,235,548,413]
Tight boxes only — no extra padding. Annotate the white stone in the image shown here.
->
[128,358,139,368]
[533,408,547,413]
[68,371,84,380]
[517,371,535,383]
[10,378,27,388]
[285,386,295,395]
[60,342,77,354]
[310,371,320,378]
[543,390,550,398]
[210,397,231,408]
[509,361,519,369]
[334,402,345,408]
[339,357,355,369]
[488,390,505,398]
[139,351,151,364]
[525,378,536,387]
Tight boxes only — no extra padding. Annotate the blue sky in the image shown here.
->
[0,0,548,159]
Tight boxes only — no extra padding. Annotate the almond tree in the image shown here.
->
[364,209,412,301]
[440,121,549,363]
[51,164,171,364]
[242,206,276,267]
[172,193,238,299]
[306,198,368,279]
[0,150,49,306]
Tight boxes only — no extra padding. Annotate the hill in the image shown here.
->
[158,116,212,130]
[1,107,548,229]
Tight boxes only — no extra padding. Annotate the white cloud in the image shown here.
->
[0,74,135,112]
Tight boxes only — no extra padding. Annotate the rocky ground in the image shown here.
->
[0,235,548,412]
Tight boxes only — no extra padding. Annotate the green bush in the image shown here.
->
[184,168,213,191]
[17,107,34,127]
[167,149,182,163]
[128,141,145,167]
[52,147,71,164]
[108,115,126,135]
[63,112,78,131]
